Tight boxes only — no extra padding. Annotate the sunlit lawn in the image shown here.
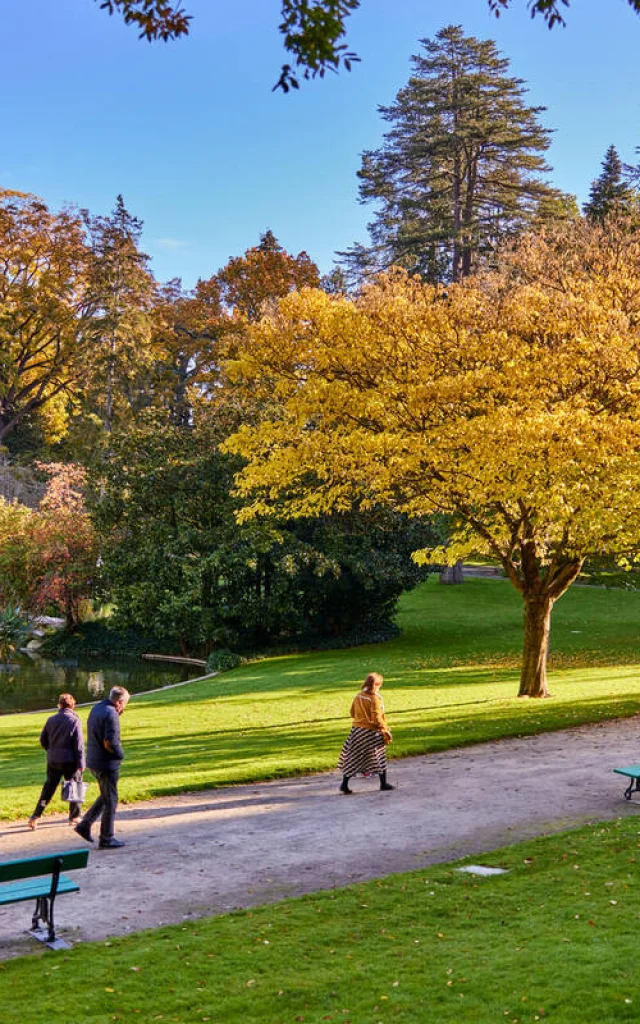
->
[3,577,640,1022]
[2,577,640,820]
[1,816,640,1023]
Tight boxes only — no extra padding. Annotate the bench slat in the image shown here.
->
[0,875,80,906]
[0,849,89,884]
[614,766,640,779]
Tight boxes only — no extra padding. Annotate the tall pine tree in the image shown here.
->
[624,146,640,188]
[342,25,563,283]
[584,145,637,222]
[80,196,157,439]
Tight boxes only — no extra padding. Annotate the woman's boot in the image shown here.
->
[339,775,353,794]
[379,771,395,791]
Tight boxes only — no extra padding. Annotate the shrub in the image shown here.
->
[0,606,30,663]
[39,620,169,659]
[206,649,243,673]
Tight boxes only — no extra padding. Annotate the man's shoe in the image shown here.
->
[99,838,125,849]
[74,822,94,843]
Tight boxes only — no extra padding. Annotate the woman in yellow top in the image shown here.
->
[337,672,394,794]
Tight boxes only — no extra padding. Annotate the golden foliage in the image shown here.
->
[224,218,640,595]
[0,189,92,442]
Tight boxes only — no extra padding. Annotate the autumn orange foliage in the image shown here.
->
[0,464,99,630]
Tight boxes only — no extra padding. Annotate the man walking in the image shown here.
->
[74,685,130,849]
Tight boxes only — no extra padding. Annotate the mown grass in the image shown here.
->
[2,816,640,1023]
[2,577,640,820]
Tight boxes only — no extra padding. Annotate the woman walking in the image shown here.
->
[337,672,394,794]
[28,692,85,828]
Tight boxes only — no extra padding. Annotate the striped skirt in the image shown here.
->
[337,727,387,778]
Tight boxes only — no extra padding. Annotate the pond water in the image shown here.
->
[0,654,201,713]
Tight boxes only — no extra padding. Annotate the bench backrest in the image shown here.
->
[0,849,89,884]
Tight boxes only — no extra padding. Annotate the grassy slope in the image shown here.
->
[1,817,639,1023]
[2,577,640,820]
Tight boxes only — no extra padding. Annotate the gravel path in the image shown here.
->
[1,715,639,959]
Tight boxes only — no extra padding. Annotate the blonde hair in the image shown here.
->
[361,672,383,693]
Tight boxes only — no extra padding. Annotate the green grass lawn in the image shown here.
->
[3,578,640,1021]
[2,576,640,821]
[1,816,640,1023]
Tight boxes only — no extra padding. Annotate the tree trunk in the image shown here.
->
[439,559,464,585]
[518,595,553,697]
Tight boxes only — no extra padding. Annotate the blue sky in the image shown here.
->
[2,0,639,287]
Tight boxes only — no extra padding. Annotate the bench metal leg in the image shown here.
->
[624,777,640,800]
[27,861,72,950]
[30,896,48,933]
[28,899,71,950]
[29,896,53,946]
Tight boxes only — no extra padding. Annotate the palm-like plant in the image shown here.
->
[0,606,30,664]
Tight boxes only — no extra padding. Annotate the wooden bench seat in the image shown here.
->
[0,849,89,950]
[613,765,640,801]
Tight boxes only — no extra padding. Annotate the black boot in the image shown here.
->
[339,775,353,795]
[379,771,395,791]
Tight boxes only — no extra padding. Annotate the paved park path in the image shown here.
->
[2,715,640,958]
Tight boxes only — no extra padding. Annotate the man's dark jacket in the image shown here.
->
[40,708,85,770]
[86,699,124,772]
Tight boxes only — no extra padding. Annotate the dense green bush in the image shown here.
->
[207,621,401,672]
[206,648,244,673]
[93,423,441,655]
[38,620,170,659]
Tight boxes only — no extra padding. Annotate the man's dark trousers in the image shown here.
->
[81,768,119,841]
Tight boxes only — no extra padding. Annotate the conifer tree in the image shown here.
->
[342,25,562,283]
[624,147,640,188]
[584,145,637,222]
[81,196,157,436]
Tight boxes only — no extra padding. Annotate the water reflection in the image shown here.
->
[87,671,106,697]
[0,655,197,713]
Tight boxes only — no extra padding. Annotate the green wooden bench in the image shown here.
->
[613,765,640,801]
[0,849,90,950]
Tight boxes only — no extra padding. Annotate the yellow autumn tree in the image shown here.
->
[0,189,93,444]
[223,217,640,698]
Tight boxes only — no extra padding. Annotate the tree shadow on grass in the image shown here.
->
[118,717,347,797]
[392,689,640,759]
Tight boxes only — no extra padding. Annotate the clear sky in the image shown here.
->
[2,0,639,287]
